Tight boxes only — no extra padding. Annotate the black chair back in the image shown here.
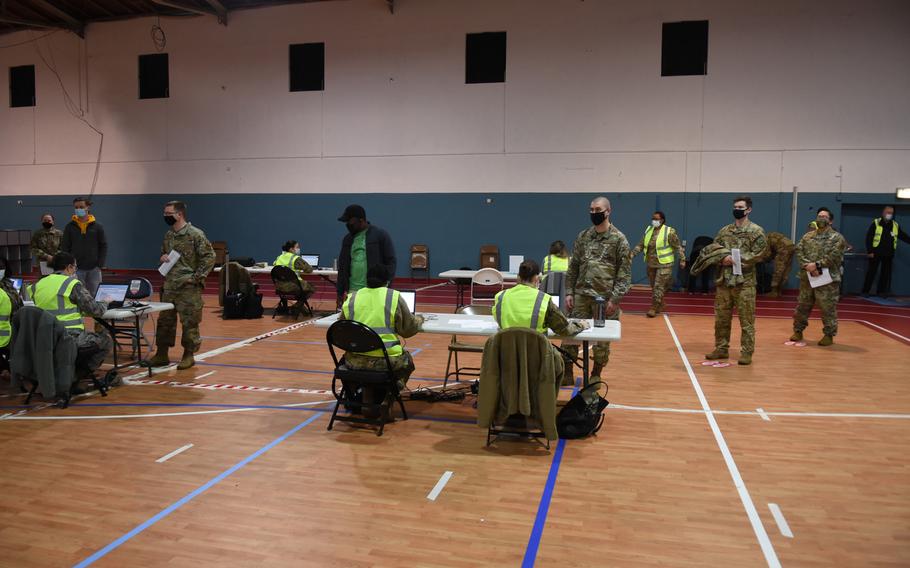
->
[125,277,153,300]
[271,265,304,294]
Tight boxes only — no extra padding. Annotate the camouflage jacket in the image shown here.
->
[69,277,108,318]
[761,232,795,261]
[713,220,768,287]
[796,228,846,283]
[566,224,632,303]
[631,225,685,268]
[161,223,216,290]
[30,227,63,261]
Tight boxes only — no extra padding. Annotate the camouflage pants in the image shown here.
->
[714,285,756,355]
[771,249,795,289]
[793,280,839,337]
[647,266,673,309]
[343,350,416,401]
[561,294,620,368]
[157,284,205,353]
[71,329,113,373]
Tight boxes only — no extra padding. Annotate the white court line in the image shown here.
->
[756,408,771,421]
[0,413,12,419]
[663,314,781,568]
[193,371,217,381]
[156,443,194,463]
[609,404,910,420]
[416,282,450,292]
[426,471,454,501]
[5,399,335,420]
[768,503,794,538]
[858,319,910,343]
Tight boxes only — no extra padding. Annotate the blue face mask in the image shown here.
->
[75,208,87,217]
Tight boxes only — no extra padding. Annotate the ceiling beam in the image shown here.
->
[0,15,58,29]
[202,0,228,25]
[151,0,226,26]
[27,0,85,37]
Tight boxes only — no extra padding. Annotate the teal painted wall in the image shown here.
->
[1,192,906,294]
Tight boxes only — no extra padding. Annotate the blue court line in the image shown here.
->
[72,412,323,568]
[521,384,579,567]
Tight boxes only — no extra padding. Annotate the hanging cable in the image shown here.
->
[151,16,166,52]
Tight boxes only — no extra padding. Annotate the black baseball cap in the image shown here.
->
[338,204,366,222]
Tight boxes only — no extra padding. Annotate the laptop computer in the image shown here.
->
[95,283,129,308]
[300,254,319,268]
[10,278,22,292]
[399,290,416,314]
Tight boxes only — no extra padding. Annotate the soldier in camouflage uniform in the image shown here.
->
[762,232,795,297]
[791,207,846,346]
[630,211,686,317]
[706,196,768,366]
[563,196,632,383]
[148,201,215,370]
[33,252,112,374]
[30,213,63,264]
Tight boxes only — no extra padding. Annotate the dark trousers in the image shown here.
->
[862,256,893,295]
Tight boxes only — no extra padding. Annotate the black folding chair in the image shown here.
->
[109,277,154,357]
[325,319,408,436]
[271,266,313,319]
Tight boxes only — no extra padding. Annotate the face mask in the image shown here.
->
[733,209,747,220]
[293,249,301,255]
[42,222,53,229]
[815,217,829,228]
[164,215,177,226]
[346,221,361,235]
[590,211,606,226]
[884,214,893,221]
[651,220,661,228]
[74,208,87,217]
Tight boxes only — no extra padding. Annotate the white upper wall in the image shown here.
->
[0,0,908,195]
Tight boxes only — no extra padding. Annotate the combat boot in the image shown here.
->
[561,360,575,386]
[177,350,195,370]
[705,349,728,360]
[789,331,803,341]
[818,335,834,346]
[767,286,780,298]
[147,347,170,367]
[646,308,657,318]
[737,353,752,366]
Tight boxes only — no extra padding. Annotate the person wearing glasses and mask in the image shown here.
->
[790,207,846,346]
[147,201,215,371]
[562,196,632,383]
[705,196,768,366]
[630,211,686,318]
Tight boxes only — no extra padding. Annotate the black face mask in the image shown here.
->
[590,212,606,226]
[346,221,361,235]
[164,215,178,226]
[42,222,53,229]
[732,209,747,220]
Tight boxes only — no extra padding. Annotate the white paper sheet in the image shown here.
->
[808,267,833,288]
[39,261,52,275]
[454,319,496,329]
[731,248,743,276]
[158,250,181,276]
[508,255,524,274]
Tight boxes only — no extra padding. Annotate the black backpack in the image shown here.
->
[556,381,609,439]
[223,291,263,319]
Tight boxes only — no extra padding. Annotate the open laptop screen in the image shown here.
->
[300,254,319,267]
[398,290,416,313]
[10,278,22,292]
[95,284,129,304]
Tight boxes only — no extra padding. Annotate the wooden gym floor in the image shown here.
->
[1,291,908,567]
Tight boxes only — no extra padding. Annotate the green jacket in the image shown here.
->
[566,224,632,303]
[713,220,768,287]
[796,228,846,283]
[477,328,560,441]
[161,223,216,290]
[30,227,63,261]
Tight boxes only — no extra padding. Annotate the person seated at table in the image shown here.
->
[493,259,588,386]
[542,240,570,274]
[340,264,423,414]
[0,257,17,383]
[31,252,112,376]
[273,240,315,296]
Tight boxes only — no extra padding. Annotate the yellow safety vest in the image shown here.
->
[493,284,551,334]
[33,273,83,332]
[642,225,675,265]
[0,290,11,349]
[342,287,403,357]
[543,254,569,273]
[872,218,898,249]
[274,251,303,281]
